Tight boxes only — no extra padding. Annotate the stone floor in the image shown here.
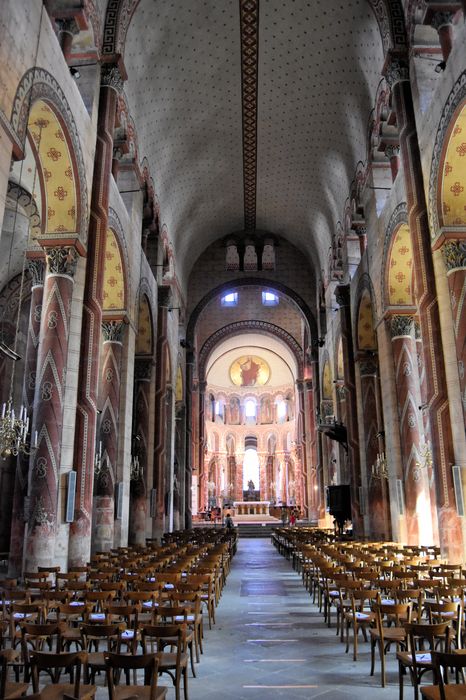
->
[124,537,402,700]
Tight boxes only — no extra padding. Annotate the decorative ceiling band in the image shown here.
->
[239,0,259,232]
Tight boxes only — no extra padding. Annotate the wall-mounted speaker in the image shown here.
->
[150,488,157,518]
[115,482,124,520]
[65,471,77,522]
[327,485,351,520]
[452,466,464,517]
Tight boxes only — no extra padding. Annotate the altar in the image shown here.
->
[234,500,270,516]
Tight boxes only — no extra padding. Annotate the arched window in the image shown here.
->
[245,398,256,419]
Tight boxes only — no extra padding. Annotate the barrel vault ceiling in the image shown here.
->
[123,0,385,288]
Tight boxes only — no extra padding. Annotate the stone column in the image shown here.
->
[385,56,463,559]
[358,357,390,539]
[389,315,434,545]
[153,292,169,539]
[91,320,124,553]
[69,64,124,567]
[197,380,207,512]
[385,145,401,182]
[305,379,319,521]
[9,259,44,576]
[335,283,363,534]
[128,359,152,545]
[430,12,455,64]
[24,246,78,570]
[442,241,466,426]
[296,380,308,516]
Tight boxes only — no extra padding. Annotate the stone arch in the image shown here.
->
[6,182,41,243]
[187,277,316,357]
[198,320,303,382]
[429,70,466,237]
[366,0,407,55]
[10,68,88,240]
[356,288,377,352]
[135,293,153,356]
[102,0,140,58]
[382,203,415,311]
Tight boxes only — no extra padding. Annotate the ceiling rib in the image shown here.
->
[239,0,259,232]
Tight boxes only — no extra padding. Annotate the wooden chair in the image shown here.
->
[344,589,379,661]
[103,651,167,700]
[370,602,412,687]
[420,650,466,699]
[141,624,188,700]
[20,622,64,681]
[79,623,123,683]
[30,650,96,700]
[0,649,29,699]
[425,602,462,650]
[397,622,451,700]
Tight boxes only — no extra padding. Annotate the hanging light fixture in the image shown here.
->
[371,452,389,481]
[0,124,44,460]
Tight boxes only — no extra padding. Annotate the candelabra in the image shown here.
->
[130,454,143,481]
[414,443,433,481]
[94,441,103,478]
[371,451,389,481]
[0,399,37,459]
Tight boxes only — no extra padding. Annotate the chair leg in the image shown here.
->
[379,641,386,688]
[370,638,376,676]
[183,665,188,700]
[354,624,358,662]
[398,661,403,700]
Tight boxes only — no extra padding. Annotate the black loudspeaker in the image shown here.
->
[328,485,351,520]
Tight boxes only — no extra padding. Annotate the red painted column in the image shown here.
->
[385,145,400,182]
[358,357,390,539]
[153,294,169,539]
[24,246,78,570]
[92,321,124,553]
[389,315,434,545]
[9,258,44,576]
[69,64,124,566]
[335,283,363,534]
[385,56,464,560]
[442,241,466,427]
[197,381,207,511]
[430,12,455,63]
[129,358,152,545]
[295,380,307,515]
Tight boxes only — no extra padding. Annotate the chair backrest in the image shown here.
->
[404,621,451,671]
[30,650,87,695]
[104,651,160,700]
[0,649,21,698]
[374,602,412,633]
[141,624,184,657]
[430,650,466,697]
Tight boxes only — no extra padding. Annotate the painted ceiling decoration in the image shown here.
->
[27,100,77,235]
[135,294,152,355]
[123,0,384,288]
[357,289,377,350]
[441,102,466,227]
[239,0,259,232]
[388,223,414,307]
[103,228,125,311]
[229,354,270,386]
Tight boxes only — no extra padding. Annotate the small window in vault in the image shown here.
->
[221,292,238,307]
[262,291,279,306]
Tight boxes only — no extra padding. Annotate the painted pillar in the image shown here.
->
[304,379,318,520]
[335,283,363,534]
[92,320,124,553]
[296,380,307,515]
[69,64,124,566]
[153,293,169,539]
[24,246,78,570]
[430,12,455,64]
[385,56,464,559]
[184,360,195,528]
[441,241,466,426]
[197,381,207,512]
[129,358,152,545]
[385,144,401,182]
[389,315,434,545]
[9,258,44,576]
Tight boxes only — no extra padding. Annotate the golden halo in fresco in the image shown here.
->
[229,355,270,387]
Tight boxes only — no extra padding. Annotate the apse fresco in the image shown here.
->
[229,355,270,386]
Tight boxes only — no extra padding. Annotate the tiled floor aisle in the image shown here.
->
[187,537,398,700]
[92,537,400,699]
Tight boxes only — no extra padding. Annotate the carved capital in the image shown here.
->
[384,57,410,88]
[101,64,124,94]
[431,11,455,31]
[28,259,45,287]
[390,314,414,339]
[335,284,350,307]
[102,320,125,342]
[45,246,78,277]
[442,239,466,271]
[385,144,400,159]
